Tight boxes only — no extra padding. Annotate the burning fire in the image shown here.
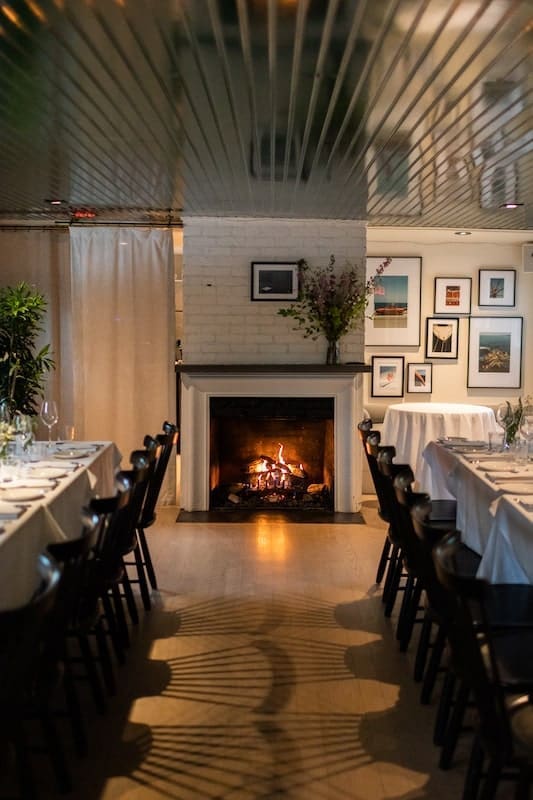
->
[247,442,306,493]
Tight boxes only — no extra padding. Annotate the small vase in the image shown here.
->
[326,339,340,365]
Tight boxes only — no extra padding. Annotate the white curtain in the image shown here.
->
[69,227,175,500]
[0,226,176,503]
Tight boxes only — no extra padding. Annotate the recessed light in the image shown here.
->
[44,198,66,205]
[499,202,524,209]
[454,231,472,236]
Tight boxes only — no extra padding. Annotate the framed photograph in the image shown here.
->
[425,317,459,359]
[478,269,516,307]
[371,356,405,398]
[407,362,433,394]
[434,277,471,314]
[467,316,523,388]
[251,261,299,301]
[365,256,421,346]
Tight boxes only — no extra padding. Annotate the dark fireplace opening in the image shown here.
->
[209,397,334,511]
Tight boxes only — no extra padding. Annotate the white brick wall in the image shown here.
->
[182,216,367,364]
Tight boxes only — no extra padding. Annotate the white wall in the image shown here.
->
[182,216,367,364]
[365,227,533,409]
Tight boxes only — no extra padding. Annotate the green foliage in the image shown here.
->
[277,255,391,342]
[0,282,55,415]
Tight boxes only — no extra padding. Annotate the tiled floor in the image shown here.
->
[9,499,484,799]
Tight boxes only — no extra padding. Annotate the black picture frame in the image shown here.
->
[467,316,523,388]
[371,355,405,398]
[407,362,433,394]
[434,276,471,315]
[478,269,516,307]
[251,261,299,301]
[425,316,459,359]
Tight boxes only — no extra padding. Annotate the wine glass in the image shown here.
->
[13,412,34,454]
[40,399,59,449]
[520,409,533,461]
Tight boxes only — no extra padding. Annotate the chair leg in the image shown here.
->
[101,592,126,664]
[375,535,392,585]
[137,527,158,590]
[384,550,404,617]
[420,623,447,704]
[439,679,470,770]
[434,670,456,745]
[120,567,139,626]
[414,612,434,682]
[382,543,400,605]
[93,617,117,695]
[398,579,423,652]
[479,757,502,800]
[462,733,485,800]
[77,633,107,713]
[132,544,152,611]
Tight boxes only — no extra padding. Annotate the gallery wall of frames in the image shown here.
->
[364,231,532,406]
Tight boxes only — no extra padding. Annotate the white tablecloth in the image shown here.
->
[0,442,121,609]
[382,402,497,498]
[423,441,533,584]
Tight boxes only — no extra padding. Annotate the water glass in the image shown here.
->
[512,439,528,466]
[488,431,505,453]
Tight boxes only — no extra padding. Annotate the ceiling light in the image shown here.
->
[45,198,66,205]
[499,202,524,209]
[454,231,472,236]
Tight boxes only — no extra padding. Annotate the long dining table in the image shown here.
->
[423,440,533,584]
[0,441,121,609]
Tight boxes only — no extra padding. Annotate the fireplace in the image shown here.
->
[209,397,334,510]
[178,365,369,513]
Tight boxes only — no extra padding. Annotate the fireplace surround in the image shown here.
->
[178,364,370,513]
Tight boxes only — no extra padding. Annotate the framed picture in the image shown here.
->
[434,277,471,315]
[467,316,523,388]
[251,261,299,301]
[425,317,459,359]
[371,355,405,397]
[365,256,421,346]
[478,269,516,307]
[407,362,433,394]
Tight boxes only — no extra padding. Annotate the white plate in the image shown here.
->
[28,467,67,480]
[0,488,45,501]
[497,483,533,495]
[8,478,55,489]
[477,461,513,472]
[53,450,93,459]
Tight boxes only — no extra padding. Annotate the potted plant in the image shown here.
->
[0,282,55,416]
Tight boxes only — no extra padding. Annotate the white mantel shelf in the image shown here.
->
[179,366,367,513]
[176,363,371,374]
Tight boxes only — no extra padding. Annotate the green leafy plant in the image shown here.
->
[277,255,391,342]
[0,282,55,415]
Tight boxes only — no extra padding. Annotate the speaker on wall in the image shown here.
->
[522,244,533,273]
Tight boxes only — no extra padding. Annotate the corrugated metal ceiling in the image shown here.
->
[0,0,531,229]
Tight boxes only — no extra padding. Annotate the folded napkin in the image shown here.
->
[0,501,23,519]
[29,460,77,471]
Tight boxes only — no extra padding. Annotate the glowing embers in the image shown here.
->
[212,437,331,510]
